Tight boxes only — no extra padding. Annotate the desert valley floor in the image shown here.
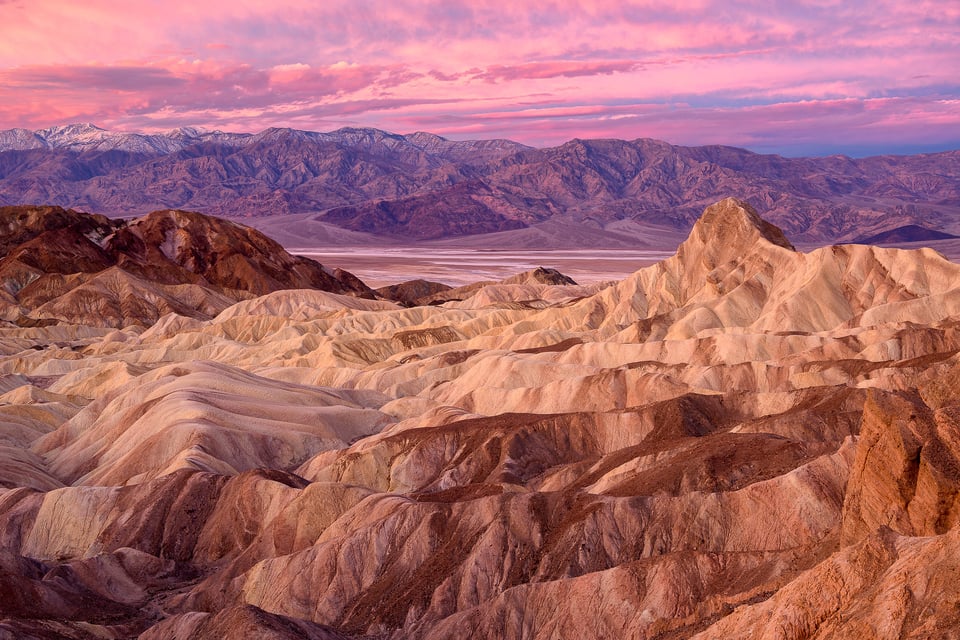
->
[2,198,960,638]
[289,248,676,288]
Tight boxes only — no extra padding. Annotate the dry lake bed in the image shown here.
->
[290,247,677,287]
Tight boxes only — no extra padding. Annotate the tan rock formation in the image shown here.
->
[0,198,958,638]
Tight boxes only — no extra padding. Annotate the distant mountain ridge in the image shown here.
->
[0,123,527,158]
[0,123,251,154]
[1,124,958,242]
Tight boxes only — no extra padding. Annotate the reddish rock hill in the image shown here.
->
[0,205,374,327]
[375,279,454,306]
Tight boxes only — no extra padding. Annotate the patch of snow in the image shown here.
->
[0,128,49,151]
[1,123,251,155]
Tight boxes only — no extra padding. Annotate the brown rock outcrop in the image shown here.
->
[841,389,960,545]
[0,205,375,327]
[375,279,453,306]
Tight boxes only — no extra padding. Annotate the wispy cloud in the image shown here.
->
[473,60,643,82]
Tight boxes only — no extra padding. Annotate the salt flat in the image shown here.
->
[292,247,676,287]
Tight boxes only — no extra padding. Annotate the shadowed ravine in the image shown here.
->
[2,198,960,638]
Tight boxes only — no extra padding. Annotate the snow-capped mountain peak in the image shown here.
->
[0,123,252,153]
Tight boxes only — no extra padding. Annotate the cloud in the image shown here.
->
[0,1,957,154]
[473,60,642,83]
[365,95,960,156]
[1,65,184,91]
[0,58,413,125]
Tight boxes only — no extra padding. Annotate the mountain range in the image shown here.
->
[3,198,960,637]
[2,124,959,243]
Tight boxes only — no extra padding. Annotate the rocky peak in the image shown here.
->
[678,197,795,271]
[38,123,107,138]
[692,197,795,250]
[0,127,48,151]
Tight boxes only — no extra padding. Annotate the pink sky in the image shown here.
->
[0,0,958,155]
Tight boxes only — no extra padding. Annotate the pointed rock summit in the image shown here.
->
[596,195,960,336]
[692,197,795,249]
[650,198,798,310]
[679,197,795,270]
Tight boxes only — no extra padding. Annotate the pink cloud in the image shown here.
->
[373,96,960,155]
[0,1,956,155]
[473,60,642,83]
[0,59,415,128]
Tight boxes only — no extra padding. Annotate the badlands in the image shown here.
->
[1,197,960,638]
